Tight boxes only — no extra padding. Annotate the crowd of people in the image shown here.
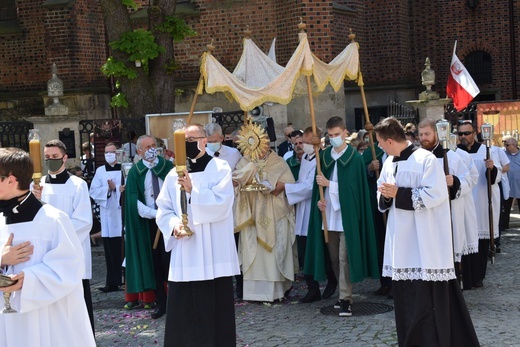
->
[1,114,517,346]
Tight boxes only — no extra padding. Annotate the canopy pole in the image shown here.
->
[349,30,379,178]
[187,40,214,125]
[299,19,329,243]
[306,76,329,244]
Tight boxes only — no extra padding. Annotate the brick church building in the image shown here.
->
[1,0,519,132]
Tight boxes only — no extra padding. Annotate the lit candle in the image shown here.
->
[29,140,42,173]
[174,129,186,167]
[28,129,42,173]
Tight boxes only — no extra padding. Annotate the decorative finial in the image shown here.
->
[298,17,306,32]
[244,25,252,39]
[348,28,356,42]
[207,39,215,54]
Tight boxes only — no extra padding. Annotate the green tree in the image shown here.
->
[99,0,195,118]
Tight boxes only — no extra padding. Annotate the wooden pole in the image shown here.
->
[349,30,379,178]
[187,40,214,125]
[306,75,329,244]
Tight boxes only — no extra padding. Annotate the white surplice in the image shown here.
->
[461,145,501,239]
[438,150,475,262]
[0,205,95,347]
[40,175,93,279]
[206,144,242,171]
[453,148,480,255]
[285,154,316,236]
[377,148,456,281]
[89,165,122,238]
[156,158,240,282]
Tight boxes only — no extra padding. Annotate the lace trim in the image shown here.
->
[454,252,462,263]
[411,188,426,211]
[382,265,456,281]
[455,187,461,199]
[462,243,479,255]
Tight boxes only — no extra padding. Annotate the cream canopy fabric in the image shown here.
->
[197,33,362,111]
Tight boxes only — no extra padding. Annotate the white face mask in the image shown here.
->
[206,142,221,153]
[105,152,117,163]
[303,143,315,156]
[329,136,344,148]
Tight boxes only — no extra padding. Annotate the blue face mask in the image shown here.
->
[329,136,344,148]
[206,142,221,153]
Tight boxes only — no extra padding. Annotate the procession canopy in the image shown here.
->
[198,31,361,111]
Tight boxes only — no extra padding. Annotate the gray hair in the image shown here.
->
[136,135,156,150]
[205,123,223,137]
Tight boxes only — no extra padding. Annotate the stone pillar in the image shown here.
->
[406,58,450,121]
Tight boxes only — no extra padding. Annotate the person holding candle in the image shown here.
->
[31,139,95,335]
[0,147,96,347]
[123,135,173,320]
[156,124,239,346]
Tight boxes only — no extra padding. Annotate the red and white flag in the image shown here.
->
[446,41,480,111]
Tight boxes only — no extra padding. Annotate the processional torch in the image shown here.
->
[481,123,495,264]
[28,129,42,190]
[173,119,193,237]
[436,120,462,288]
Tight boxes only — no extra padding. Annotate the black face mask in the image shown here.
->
[186,141,201,159]
[223,139,234,148]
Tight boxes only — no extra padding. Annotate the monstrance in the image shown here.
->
[237,120,271,192]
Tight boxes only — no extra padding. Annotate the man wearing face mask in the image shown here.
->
[205,123,242,171]
[89,143,123,293]
[124,135,173,319]
[205,123,243,298]
[31,139,94,334]
[285,127,338,303]
[305,117,379,317]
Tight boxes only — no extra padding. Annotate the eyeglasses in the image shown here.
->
[458,120,473,124]
[186,136,205,143]
[0,175,8,182]
[504,143,514,147]
[458,131,474,136]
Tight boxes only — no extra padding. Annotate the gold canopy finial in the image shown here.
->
[348,28,356,42]
[298,18,306,32]
[207,39,215,54]
[244,25,252,39]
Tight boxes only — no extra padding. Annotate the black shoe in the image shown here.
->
[284,285,294,298]
[495,246,501,253]
[474,280,484,288]
[151,306,166,319]
[339,300,352,317]
[373,286,389,296]
[98,285,119,293]
[322,283,337,299]
[333,301,341,309]
[299,290,321,303]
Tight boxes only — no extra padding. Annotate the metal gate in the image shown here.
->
[387,99,419,126]
[0,121,33,151]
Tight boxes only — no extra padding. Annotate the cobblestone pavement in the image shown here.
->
[92,214,520,346]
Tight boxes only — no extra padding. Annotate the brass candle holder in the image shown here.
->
[173,120,193,237]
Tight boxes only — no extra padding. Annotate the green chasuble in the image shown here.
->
[362,142,385,208]
[304,145,380,282]
[124,156,173,293]
[286,155,301,181]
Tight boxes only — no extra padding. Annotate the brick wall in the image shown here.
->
[0,0,108,95]
[2,0,520,104]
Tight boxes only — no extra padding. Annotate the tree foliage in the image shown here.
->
[99,0,197,117]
